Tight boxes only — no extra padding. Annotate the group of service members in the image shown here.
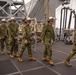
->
[0,16,76,67]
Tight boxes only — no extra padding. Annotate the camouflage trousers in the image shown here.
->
[0,37,11,52]
[43,41,52,59]
[66,47,76,61]
[10,38,18,54]
[19,41,32,58]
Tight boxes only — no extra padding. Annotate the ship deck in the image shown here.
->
[0,41,76,75]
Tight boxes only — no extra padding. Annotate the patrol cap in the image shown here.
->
[1,19,6,22]
[47,17,56,22]
[10,17,16,22]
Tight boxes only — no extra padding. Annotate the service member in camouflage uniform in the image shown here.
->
[65,29,76,67]
[41,17,55,65]
[18,17,36,62]
[22,17,26,26]
[8,17,19,58]
[18,17,26,44]
[19,17,26,31]
[18,17,26,33]
[0,19,11,54]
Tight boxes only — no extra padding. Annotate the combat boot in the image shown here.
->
[42,57,49,61]
[10,54,14,58]
[1,51,4,55]
[65,60,72,67]
[18,57,23,62]
[49,59,54,66]
[29,57,36,61]
[7,51,11,55]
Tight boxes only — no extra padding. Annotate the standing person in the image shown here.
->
[18,17,27,34]
[0,19,11,54]
[18,17,36,62]
[22,17,26,26]
[18,17,26,34]
[41,17,55,66]
[8,17,19,58]
[65,29,76,67]
[18,17,26,44]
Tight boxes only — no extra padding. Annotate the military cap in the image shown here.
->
[1,19,6,22]
[25,17,31,22]
[47,17,56,22]
[10,17,16,21]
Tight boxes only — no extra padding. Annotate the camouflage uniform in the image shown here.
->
[18,23,36,62]
[65,29,76,66]
[0,24,10,54]
[8,23,19,56]
[42,24,55,60]
[19,25,33,57]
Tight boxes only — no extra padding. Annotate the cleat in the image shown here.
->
[18,57,23,62]
[29,57,36,61]
[65,60,72,67]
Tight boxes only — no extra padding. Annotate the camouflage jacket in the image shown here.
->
[74,29,76,45]
[0,24,8,38]
[72,29,76,50]
[41,24,55,42]
[8,23,18,38]
[22,25,31,41]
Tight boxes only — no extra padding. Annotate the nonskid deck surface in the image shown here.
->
[0,41,76,75]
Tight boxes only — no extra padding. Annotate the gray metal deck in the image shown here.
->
[0,41,76,75]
